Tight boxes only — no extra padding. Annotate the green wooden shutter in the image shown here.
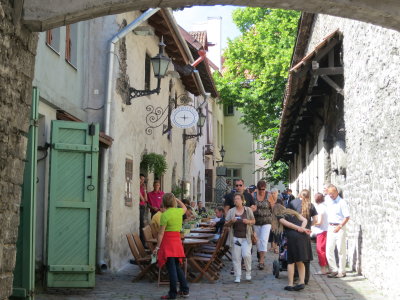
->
[46,121,99,288]
[12,88,39,299]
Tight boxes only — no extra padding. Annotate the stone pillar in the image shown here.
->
[0,1,37,299]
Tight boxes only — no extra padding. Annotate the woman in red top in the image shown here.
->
[147,180,164,216]
[154,193,189,300]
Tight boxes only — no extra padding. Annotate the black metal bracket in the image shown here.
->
[127,87,160,104]
[183,133,200,140]
[183,126,202,141]
[127,76,162,104]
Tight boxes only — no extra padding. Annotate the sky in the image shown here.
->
[173,5,242,50]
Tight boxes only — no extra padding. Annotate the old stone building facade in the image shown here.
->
[275,13,400,297]
[0,1,37,299]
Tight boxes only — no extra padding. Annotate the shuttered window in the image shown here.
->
[65,24,78,68]
[46,28,60,53]
[125,159,133,206]
[145,54,151,90]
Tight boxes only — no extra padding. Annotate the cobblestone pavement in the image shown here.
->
[36,247,386,300]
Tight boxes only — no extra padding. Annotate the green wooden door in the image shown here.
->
[46,121,99,288]
[12,88,39,299]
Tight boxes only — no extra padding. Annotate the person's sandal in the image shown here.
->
[178,291,190,298]
[258,263,264,270]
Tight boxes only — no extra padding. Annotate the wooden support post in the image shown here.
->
[320,75,344,95]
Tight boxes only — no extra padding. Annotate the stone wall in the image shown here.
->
[293,14,400,297]
[22,0,400,33]
[0,1,37,299]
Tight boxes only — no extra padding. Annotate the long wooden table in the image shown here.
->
[184,232,215,239]
[190,227,215,233]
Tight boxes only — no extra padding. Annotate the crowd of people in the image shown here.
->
[222,179,350,291]
[138,174,350,298]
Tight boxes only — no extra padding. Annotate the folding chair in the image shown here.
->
[188,228,229,283]
[133,232,150,255]
[195,227,230,269]
[126,234,157,281]
[143,225,157,252]
[150,222,158,238]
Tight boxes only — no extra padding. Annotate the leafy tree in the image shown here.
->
[214,8,300,184]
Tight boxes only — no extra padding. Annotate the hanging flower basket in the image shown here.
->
[140,153,167,178]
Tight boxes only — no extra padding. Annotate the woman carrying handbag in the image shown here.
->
[226,193,256,283]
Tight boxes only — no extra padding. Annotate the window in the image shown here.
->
[220,124,223,146]
[217,120,220,148]
[125,159,133,206]
[207,110,213,144]
[65,24,78,67]
[224,104,234,116]
[227,168,241,184]
[145,53,151,90]
[46,28,60,53]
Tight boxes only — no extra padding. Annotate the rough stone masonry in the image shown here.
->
[0,1,37,299]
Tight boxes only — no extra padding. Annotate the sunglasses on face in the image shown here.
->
[235,184,243,187]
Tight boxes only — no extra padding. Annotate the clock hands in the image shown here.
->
[179,114,189,122]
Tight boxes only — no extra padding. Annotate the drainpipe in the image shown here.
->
[97,8,160,272]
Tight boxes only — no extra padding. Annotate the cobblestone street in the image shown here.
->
[36,247,385,300]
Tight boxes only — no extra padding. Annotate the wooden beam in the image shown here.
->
[314,38,340,61]
[328,49,335,67]
[320,75,344,95]
[307,89,327,97]
[312,67,344,76]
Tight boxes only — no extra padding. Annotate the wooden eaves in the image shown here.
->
[273,25,344,163]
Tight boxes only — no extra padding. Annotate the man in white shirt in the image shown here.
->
[325,184,350,278]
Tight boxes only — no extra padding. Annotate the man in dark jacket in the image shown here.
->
[223,179,256,214]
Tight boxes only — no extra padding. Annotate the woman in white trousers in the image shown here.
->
[252,180,272,270]
[226,193,255,283]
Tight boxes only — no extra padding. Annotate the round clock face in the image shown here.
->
[170,106,199,129]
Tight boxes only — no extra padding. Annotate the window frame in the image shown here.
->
[145,53,151,90]
[224,104,234,116]
[125,158,133,207]
[65,24,78,69]
[45,28,61,54]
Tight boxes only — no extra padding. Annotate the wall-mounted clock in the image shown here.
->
[170,106,199,129]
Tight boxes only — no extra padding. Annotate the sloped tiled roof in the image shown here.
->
[189,31,208,50]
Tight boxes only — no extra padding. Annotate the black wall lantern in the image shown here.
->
[216,145,226,163]
[127,37,171,104]
[183,108,207,140]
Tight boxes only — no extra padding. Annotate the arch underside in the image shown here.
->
[23,0,400,32]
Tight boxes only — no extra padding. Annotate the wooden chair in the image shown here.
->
[133,232,150,256]
[197,226,231,262]
[150,222,158,238]
[196,227,230,269]
[188,227,229,283]
[126,234,157,281]
[142,225,156,252]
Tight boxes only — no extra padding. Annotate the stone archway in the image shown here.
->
[22,0,400,32]
[2,0,400,299]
